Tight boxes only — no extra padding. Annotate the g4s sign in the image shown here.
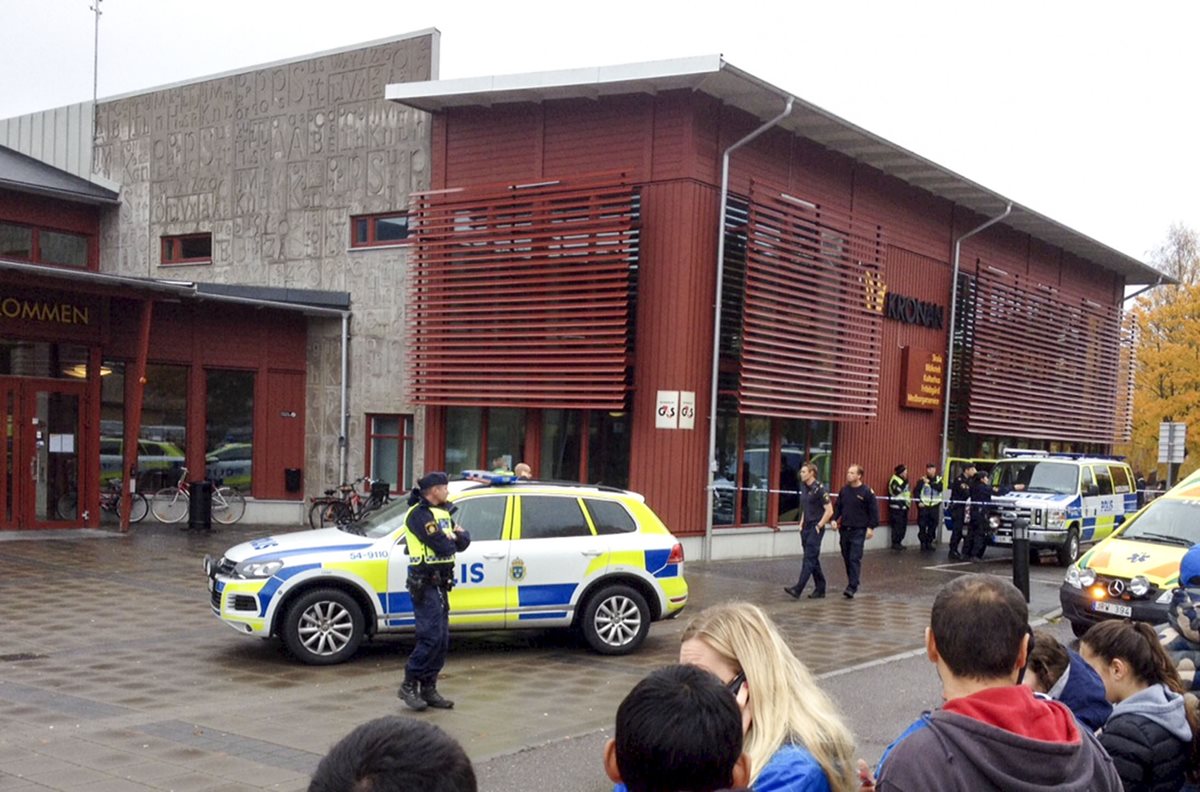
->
[655,390,680,429]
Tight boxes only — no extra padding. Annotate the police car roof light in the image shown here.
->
[1000,448,1127,462]
[459,470,521,485]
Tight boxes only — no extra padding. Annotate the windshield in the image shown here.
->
[1120,499,1200,545]
[347,499,409,538]
[991,460,1078,495]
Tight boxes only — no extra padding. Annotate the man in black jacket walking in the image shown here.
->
[832,464,878,599]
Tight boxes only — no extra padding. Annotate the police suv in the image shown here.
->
[986,451,1138,566]
[205,474,688,664]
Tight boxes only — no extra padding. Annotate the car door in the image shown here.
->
[505,494,602,627]
[384,494,511,629]
[1108,465,1136,534]
[1083,465,1118,542]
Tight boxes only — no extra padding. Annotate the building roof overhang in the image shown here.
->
[387,55,1169,286]
[0,259,351,317]
[0,144,119,206]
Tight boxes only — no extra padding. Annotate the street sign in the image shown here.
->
[1159,421,1187,464]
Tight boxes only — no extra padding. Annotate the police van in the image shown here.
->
[205,474,688,664]
[987,451,1138,566]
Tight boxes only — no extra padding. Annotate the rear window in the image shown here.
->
[520,496,591,539]
[585,499,636,535]
[1110,466,1133,494]
[1093,466,1114,497]
[455,496,507,542]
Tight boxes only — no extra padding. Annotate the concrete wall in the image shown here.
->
[89,31,437,500]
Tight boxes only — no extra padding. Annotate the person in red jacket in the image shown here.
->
[867,574,1121,791]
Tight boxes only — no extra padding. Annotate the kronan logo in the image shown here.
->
[881,290,944,330]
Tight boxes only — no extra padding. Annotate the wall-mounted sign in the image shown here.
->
[0,288,105,344]
[678,391,696,430]
[885,291,944,330]
[901,346,944,410]
[655,390,679,429]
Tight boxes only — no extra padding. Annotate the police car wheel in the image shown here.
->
[281,588,364,665]
[580,585,649,655]
[1056,528,1080,567]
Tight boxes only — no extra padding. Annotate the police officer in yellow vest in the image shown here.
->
[398,472,471,712]
[913,462,944,552]
[888,464,912,550]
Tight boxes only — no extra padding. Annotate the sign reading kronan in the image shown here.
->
[900,346,944,410]
[0,296,90,325]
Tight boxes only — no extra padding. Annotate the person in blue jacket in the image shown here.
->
[1024,629,1113,731]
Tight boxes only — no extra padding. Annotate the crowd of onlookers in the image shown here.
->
[307,548,1200,792]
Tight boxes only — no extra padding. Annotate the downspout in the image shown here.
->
[940,203,1012,472]
[340,312,350,486]
[703,95,794,562]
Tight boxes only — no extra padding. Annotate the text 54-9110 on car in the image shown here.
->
[205,478,688,664]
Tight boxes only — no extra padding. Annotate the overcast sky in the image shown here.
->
[1,0,1195,264]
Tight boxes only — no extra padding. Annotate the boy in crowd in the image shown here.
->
[309,716,476,792]
[605,664,750,792]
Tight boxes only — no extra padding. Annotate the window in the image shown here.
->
[542,409,582,481]
[0,221,89,267]
[1093,466,1114,497]
[350,212,410,248]
[161,233,212,265]
[455,496,507,541]
[585,499,636,535]
[366,414,414,492]
[1110,465,1133,494]
[520,496,591,539]
[205,369,253,492]
[139,364,187,491]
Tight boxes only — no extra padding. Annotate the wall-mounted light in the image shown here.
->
[63,364,112,379]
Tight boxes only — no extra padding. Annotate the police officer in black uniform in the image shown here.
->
[965,470,994,561]
[784,462,834,600]
[398,472,471,712]
[947,463,976,561]
[832,464,878,599]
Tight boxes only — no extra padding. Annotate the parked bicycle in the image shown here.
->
[55,478,149,523]
[308,476,391,529]
[152,467,246,524]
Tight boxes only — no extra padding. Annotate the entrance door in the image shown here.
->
[0,378,85,530]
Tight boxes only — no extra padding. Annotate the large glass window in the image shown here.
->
[712,397,740,527]
[486,408,524,472]
[454,495,507,541]
[39,231,88,267]
[99,360,125,490]
[542,409,581,481]
[0,341,88,379]
[367,414,414,492]
[588,411,630,489]
[0,222,33,259]
[739,417,770,525]
[446,407,482,476]
[520,495,591,539]
[205,369,253,492]
[139,364,187,491]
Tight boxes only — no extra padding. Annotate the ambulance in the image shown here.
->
[205,475,688,664]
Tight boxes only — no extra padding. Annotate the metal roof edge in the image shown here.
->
[0,178,120,206]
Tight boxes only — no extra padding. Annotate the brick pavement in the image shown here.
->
[0,524,1061,790]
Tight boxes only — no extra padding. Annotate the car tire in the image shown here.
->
[281,588,364,665]
[580,584,650,655]
[1070,620,1090,639]
[1057,527,1081,567]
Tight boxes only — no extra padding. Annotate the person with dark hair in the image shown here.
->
[1162,545,1200,692]
[398,472,471,711]
[887,465,911,551]
[784,462,833,600]
[1024,628,1112,732]
[832,464,877,599]
[308,716,477,792]
[946,463,975,561]
[1080,620,1197,792]
[913,463,943,552]
[869,574,1121,791]
[605,664,751,792]
[964,470,994,561]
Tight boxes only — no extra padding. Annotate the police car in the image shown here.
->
[204,474,688,664]
[1061,469,1199,637]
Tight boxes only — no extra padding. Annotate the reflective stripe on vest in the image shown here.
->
[918,480,942,508]
[403,503,457,566]
[889,475,912,507]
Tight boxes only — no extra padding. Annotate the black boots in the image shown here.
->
[421,683,454,709]
[398,679,427,711]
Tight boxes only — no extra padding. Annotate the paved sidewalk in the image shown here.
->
[0,523,1062,791]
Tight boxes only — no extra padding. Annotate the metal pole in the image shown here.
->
[1012,517,1030,602]
[90,0,102,143]
[703,96,793,562]
[339,313,350,485]
[939,203,1012,473]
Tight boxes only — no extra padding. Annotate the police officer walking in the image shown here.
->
[887,465,911,550]
[832,464,878,599]
[784,462,834,600]
[914,463,943,552]
[965,470,994,561]
[398,472,471,712]
[947,463,976,561]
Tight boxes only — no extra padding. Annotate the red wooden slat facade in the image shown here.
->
[407,176,639,409]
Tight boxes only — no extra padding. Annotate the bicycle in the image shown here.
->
[308,476,390,529]
[152,467,247,524]
[55,478,149,523]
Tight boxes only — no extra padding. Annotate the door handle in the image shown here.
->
[482,552,506,560]
[581,550,602,558]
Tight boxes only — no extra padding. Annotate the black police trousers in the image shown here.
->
[948,509,966,554]
[406,578,451,683]
[889,508,907,547]
[839,526,867,594]
[917,506,939,547]
[793,521,826,595]
[965,518,989,560]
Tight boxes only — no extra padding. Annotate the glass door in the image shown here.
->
[27,383,83,528]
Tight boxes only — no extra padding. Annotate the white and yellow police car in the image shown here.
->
[205,474,689,664]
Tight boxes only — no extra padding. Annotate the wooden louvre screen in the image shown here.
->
[965,267,1121,442]
[407,175,639,409]
[735,183,884,420]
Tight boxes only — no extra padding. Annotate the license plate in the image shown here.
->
[993,534,1012,545]
[1093,601,1132,617]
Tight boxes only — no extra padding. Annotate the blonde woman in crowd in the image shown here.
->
[680,602,857,792]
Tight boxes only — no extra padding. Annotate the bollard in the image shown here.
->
[1012,516,1030,602]
[188,480,213,530]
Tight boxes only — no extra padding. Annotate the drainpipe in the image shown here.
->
[940,203,1012,473]
[703,96,794,562]
[339,313,350,485]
